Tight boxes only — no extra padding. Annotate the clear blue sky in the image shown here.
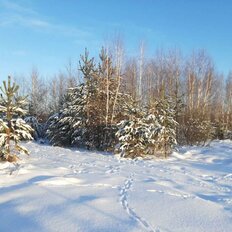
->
[0,0,232,82]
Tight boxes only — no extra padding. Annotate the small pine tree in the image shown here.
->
[0,76,33,162]
[24,116,44,140]
[115,102,153,158]
[46,84,87,147]
[151,97,178,157]
[116,97,178,158]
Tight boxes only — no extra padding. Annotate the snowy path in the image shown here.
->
[0,141,232,232]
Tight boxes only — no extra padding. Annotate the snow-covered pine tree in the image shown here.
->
[151,96,178,157]
[116,119,151,158]
[115,102,161,158]
[116,96,178,158]
[46,84,87,147]
[47,50,97,148]
[46,111,72,146]
[24,116,43,140]
[66,84,88,146]
[45,113,60,143]
[115,101,150,158]
[0,76,33,162]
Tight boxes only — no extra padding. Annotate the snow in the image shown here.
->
[0,140,232,232]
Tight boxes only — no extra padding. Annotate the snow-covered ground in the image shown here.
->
[0,140,232,232]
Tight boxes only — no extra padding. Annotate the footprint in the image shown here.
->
[119,175,157,232]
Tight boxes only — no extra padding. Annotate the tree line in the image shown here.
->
[1,44,232,160]
[21,48,232,133]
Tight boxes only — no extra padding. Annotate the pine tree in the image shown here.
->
[24,116,43,140]
[116,115,153,158]
[0,76,33,162]
[116,96,178,158]
[115,100,148,158]
[115,104,160,158]
[46,49,96,148]
[46,84,87,147]
[151,97,178,157]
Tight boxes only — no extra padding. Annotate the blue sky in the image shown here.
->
[0,0,232,82]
